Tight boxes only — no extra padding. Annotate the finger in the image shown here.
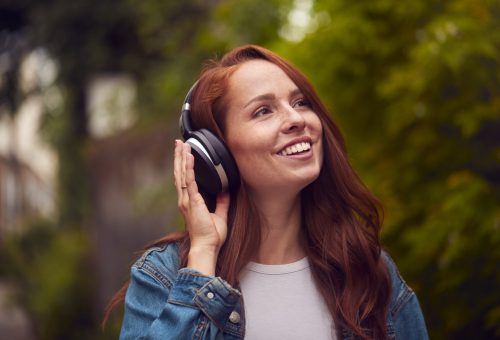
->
[173,140,183,190]
[186,152,206,207]
[174,140,187,209]
[214,192,230,223]
[181,143,188,188]
[178,143,192,209]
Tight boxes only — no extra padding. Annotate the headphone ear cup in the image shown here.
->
[186,129,239,195]
[187,137,223,195]
[198,129,239,190]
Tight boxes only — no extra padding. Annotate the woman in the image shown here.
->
[109,45,428,339]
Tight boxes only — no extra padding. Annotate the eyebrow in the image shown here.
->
[243,88,303,108]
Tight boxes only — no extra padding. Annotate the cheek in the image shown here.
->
[226,135,253,173]
[227,144,265,187]
[228,140,265,169]
[313,117,324,166]
[226,127,270,158]
[226,133,273,183]
[314,115,323,135]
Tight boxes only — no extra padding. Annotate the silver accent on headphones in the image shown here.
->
[185,137,229,191]
[182,103,191,111]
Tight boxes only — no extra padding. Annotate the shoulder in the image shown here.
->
[132,242,182,289]
[381,251,415,316]
[381,251,429,339]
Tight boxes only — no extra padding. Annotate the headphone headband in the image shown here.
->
[179,81,199,139]
[183,81,198,106]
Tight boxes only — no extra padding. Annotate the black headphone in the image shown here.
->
[179,82,240,197]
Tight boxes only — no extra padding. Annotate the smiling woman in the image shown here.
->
[223,59,323,199]
[106,45,429,340]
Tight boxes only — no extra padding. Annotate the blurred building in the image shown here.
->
[1,46,179,321]
[0,48,58,236]
[85,74,179,315]
[0,97,56,237]
[87,123,179,315]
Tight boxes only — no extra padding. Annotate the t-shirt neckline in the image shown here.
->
[245,257,309,275]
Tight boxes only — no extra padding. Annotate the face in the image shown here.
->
[223,60,323,197]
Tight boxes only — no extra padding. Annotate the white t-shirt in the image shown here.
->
[238,257,336,340]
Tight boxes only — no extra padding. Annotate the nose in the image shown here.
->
[281,106,306,133]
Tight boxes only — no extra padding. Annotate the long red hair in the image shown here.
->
[105,45,391,339]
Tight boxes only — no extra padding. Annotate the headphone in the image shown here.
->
[179,82,240,197]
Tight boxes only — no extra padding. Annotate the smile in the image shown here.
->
[278,142,311,156]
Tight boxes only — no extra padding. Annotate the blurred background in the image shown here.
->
[0,0,498,339]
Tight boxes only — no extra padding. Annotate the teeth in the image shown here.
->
[279,142,311,156]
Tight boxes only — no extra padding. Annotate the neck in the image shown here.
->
[250,190,305,264]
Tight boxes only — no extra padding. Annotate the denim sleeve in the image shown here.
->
[383,252,429,340]
[391,291,429,340]
[120,251,241,339]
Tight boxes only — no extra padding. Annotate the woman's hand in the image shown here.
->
[174,140,230,276]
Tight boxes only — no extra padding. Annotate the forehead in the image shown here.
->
[226,60,297,105]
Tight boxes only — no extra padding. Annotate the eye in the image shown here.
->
[254,107,271,117]
[293,98,311,108]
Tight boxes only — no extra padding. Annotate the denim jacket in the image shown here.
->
[120,243,428,339]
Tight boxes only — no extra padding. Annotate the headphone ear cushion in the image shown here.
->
[188,136,224,195]
[198,129,239,190]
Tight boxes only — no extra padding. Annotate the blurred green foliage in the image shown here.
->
[0,0,498,339]
[0,219,93,339]
[280,0,500,338]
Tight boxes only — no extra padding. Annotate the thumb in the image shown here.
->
[214,192,230,222]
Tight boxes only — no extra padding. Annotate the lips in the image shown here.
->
[277,136,313,156]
